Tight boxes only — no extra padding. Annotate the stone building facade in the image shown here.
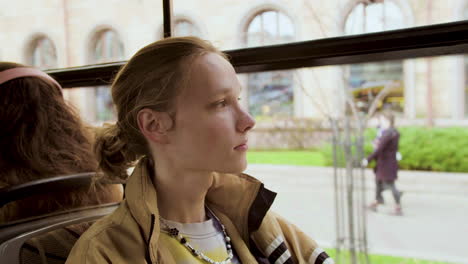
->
[1,0,468,129]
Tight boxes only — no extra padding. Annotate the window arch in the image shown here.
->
[173,19,201,37]
[90,28,124,122]
[246,10,295,118]
[91,29,124,63]
[28,35,58,70]
[345,0,405,35]
[246,10,295,47]
[345,0,405,113]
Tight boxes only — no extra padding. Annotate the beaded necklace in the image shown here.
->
[159,207,233,264]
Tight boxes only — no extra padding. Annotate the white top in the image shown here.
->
[160,212,241,264]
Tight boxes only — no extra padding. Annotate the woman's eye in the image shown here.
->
[237,97,242,101]
[216,100,227,107]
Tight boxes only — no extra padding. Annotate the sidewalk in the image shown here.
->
[248,164,468,195]
[388,168,468,195]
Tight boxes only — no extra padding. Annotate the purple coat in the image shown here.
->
[367,128,400,181]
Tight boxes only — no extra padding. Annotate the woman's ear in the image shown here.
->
[137,108,173,144]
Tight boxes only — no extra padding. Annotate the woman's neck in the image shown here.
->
[152,162,213,223]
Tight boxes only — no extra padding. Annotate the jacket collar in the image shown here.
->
[125,158,276,260]
[125,158,161,260]
[206,172,277,242]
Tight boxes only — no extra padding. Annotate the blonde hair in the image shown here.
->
[95,37,227,179]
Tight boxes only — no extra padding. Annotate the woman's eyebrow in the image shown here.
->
[209,87,231,99]
[210,86,242,98]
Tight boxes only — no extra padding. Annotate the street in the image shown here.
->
[245,165,468,264]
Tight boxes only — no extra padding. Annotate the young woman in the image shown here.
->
[364,112,402,215]
[66,37,333,264]
[0,62,123,263]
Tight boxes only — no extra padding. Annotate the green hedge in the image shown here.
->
[320,127,468,173]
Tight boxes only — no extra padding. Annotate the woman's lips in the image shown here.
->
[234,143,248,151]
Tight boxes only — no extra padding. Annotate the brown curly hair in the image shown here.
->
[0,62,122,222]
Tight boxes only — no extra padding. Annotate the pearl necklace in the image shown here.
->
[159,207,233,264]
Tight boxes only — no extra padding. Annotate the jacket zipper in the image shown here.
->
[146,214,156,263]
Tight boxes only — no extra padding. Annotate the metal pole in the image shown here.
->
[426,0,434,127]
[357,118,370,264]
[344,115,357,264]
[163,0,173,38]
[331,118,342,262]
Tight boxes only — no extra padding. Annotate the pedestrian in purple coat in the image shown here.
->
[362,112,403,215]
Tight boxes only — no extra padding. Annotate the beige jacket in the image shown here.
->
[66,159,333,264]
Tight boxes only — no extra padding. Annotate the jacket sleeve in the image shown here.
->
[367,129,393,162]
[251,211,334,264]
[65,240,112,264]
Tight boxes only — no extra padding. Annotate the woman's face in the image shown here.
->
[166,53,255,173]
[379,116,391,129]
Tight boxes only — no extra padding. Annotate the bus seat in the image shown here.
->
[0,204,118,264]
[0,172,118,208]
[0,173,122,264]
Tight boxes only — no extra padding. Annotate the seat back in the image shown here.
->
[0,173,122,264]
[0,203,119,264]
[0,172,103,208]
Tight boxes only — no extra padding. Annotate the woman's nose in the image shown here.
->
[237,108,255,133]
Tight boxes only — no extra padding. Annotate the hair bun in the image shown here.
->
[94,123,138,180]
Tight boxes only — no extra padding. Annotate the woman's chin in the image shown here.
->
[216,160,248,174]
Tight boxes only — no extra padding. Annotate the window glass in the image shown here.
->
[345,1,405,34]
[93,30,124,63]
[464,7,468,117]
[241,55,467,264]
[248,71,294,118]
[1,0,465,67]
[246,10,294,47]
[465,56,468,117]
[171,0,467,50]
[345,1,405,113]
[173,19,202,37]
[239,54,465,129]
[246,10,295,118]
[89,29,124,123]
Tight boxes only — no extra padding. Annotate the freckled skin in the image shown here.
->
[166,53,256,174]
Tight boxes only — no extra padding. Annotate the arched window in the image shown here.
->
[246,10,295,118]
[246,10,294,47]
[90,29,124,122]
[345,1,405,35]
[92,29,124,63]
[174,19,201,37]
[29,36,58,70]
[345,1,405,113]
